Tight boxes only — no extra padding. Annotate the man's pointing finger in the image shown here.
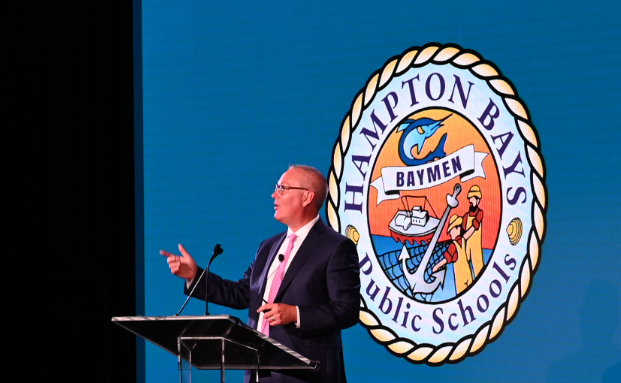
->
[160,250,174,257]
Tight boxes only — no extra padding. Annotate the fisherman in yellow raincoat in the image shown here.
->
[432,214,474,295]
[462,185,484,278]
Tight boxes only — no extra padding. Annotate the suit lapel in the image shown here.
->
[275,219,326,301]
[258,232,287,299]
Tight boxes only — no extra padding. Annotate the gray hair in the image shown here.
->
[289,164,328,210]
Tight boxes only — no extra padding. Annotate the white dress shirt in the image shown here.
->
[257,215,320,332]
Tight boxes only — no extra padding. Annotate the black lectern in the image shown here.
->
[112,315,318,382]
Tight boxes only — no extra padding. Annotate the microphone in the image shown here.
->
[266,254,285,280]
[205,244,224,315]
[174,244,224,316]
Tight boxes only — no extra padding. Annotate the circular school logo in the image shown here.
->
[327,43,547,364]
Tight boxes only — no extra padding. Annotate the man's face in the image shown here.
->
[449,225,460,239]
[469,196,479,207]
[272,168,308,226]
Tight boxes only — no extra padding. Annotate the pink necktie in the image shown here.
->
[261,233,297,335]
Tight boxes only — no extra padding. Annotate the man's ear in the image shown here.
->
[301,190,315,208]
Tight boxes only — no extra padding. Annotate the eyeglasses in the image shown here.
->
[274,184,308,195]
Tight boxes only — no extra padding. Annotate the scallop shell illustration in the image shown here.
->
[506,218,523,246]
[345,225,360,246]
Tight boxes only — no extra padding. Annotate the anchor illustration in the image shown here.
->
[400,183,462,295]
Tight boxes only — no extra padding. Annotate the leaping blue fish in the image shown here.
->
[398,114,452,165]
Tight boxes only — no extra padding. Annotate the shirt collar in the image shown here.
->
[287,215,320,242]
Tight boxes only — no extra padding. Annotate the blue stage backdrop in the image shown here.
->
[137,1,621,382]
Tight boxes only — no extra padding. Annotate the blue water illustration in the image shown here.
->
[373,234,493,302]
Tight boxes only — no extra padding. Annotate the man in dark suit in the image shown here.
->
[161,164,361,382]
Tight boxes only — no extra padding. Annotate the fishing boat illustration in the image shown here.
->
[377,184,462,300]
[388,195,440,245]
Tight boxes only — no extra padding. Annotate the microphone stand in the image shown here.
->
[205,244,223,315]
[174,244,223,316]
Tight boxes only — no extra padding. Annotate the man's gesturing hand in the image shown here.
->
[257,303,298,327]
[160,244,198,281]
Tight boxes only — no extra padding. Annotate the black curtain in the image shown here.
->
[11,2,137,382]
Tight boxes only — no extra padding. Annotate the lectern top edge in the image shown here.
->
[112,314,233,322]
[111,314,317,372]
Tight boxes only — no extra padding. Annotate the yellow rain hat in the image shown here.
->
[447,214,463,233]
[468,185,482,199]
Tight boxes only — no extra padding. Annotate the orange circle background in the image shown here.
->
[368,109,501,249]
